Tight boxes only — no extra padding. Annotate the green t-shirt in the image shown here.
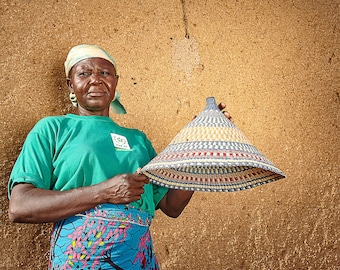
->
[8,114,168,217]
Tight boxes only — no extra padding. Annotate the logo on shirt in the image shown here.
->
[111,133,131,150]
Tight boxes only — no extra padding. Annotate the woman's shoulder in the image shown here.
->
[34,115,67,127]
[30,115,69,134]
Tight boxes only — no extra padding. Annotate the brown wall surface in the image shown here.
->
[0,0,339,269]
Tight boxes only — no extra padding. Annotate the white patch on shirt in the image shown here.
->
[111,133,131,150]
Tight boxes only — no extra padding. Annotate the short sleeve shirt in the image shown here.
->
[8,114,168,217]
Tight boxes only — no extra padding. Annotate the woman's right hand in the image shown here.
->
[98,173,150,204]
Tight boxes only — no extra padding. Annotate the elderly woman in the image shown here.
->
[8,44,232,269]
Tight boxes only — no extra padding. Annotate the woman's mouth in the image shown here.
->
[88,91,106,97]
[87,88,108,97]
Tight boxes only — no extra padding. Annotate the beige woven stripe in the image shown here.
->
[170,126,252,144]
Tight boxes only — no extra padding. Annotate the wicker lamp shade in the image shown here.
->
[141,97,285,192]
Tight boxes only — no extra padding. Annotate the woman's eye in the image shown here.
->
[79,72,91,76]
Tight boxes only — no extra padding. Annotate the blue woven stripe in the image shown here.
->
[165,141,259,153]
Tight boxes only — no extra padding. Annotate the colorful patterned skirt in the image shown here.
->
[49,204,159,269]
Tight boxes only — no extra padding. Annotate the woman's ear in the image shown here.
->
[66,78,73,91]
[114,75,119,88]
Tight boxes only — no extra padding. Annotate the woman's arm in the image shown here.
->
[157,189,194,218]
[8,173,149,223]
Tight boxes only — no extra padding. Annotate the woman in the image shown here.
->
[8,44,232,269]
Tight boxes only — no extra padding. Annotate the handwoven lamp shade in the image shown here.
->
[141,97,285,192]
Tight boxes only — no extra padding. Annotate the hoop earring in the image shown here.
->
[69,92,78,107]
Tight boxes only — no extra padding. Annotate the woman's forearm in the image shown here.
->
[8,183,103,223]
[158,189,194,218]
[8,173,150,223]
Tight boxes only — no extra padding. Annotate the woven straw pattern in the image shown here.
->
[141,97,285,192]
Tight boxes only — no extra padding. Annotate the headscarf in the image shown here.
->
[64,44,126,114]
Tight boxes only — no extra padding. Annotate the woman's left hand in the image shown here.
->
[218,102,234,123]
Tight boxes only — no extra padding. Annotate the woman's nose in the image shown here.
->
[89,73,102,84]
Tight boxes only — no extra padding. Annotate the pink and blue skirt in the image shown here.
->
[49,204,159,269]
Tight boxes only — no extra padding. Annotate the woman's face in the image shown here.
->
[68,57,119,116]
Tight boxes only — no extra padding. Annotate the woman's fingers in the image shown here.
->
[218,102,226,111]
[218,102,234,123]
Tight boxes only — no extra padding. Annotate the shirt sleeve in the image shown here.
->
[8,120,55,197]
[152,183,168,207]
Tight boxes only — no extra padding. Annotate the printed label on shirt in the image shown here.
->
[111,133,131,150]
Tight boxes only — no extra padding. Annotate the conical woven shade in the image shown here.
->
[141,97,285,192]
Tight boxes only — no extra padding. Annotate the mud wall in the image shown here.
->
[0,0,339,269]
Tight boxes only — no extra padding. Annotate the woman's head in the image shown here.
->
[65,44,117,78]
[65,44,126,115]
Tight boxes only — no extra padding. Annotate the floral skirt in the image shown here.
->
[49,204,159,270]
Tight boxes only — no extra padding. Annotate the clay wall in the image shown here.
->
[0,0,339,269]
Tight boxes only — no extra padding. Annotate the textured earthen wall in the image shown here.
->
[0,0,339,269]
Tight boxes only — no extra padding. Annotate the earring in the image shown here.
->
[69,92,78,107]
